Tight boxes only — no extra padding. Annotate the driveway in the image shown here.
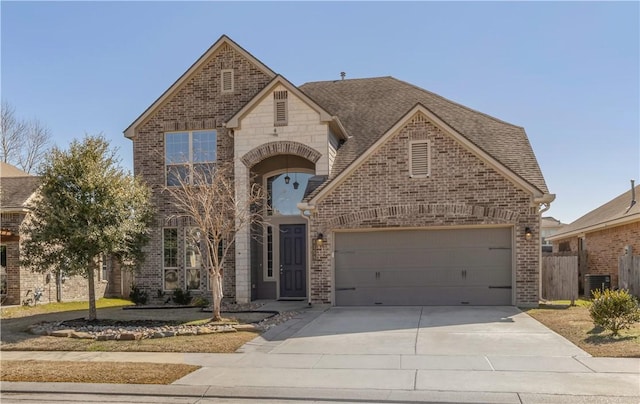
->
[271,306,588,357]
[171,306,640,401]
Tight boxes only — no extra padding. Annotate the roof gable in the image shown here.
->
[300,77,549,196]
[225,75,344,138]
[548,184,640,240]
[124,35,276,138]
[306,105,546,204]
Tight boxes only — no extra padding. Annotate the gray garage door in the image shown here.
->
[335,228,513,306]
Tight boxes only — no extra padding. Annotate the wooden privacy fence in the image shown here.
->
[541,254,578,302]
[619,246,640,298]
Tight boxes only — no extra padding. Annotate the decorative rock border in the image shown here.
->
[27,321,257,341]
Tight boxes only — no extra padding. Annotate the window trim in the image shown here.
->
[409,140,431,178]
[165,130,217,186]
[163,228,179,291]
[185,227,203,291]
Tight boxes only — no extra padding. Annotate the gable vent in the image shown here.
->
[221,69,234,93]
[410,141,430,178]
[274,91,288,126]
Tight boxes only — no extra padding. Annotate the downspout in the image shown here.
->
[298,202,316,306]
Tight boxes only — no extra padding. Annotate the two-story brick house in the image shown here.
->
[125,35,554,307]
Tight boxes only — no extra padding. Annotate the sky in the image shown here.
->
[2,1,638,224]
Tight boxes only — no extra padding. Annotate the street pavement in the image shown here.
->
[1,304,639,403]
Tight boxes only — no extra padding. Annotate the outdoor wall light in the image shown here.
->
[524,227,533,241]
[315,233,326,247]
[284,174,290,184]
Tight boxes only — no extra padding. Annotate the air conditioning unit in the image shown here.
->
[584,274,611,298]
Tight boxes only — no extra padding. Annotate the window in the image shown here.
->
[0,245,6,296]
[163,228,179,290]
[185,228,202,290]
[221,69,234,93]
[274,91,288,126]
[266,172,313,216]
[165,130,217,186]
[409,140,431,178]
[266,226,273,279]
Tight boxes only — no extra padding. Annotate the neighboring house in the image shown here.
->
[541,217,566,252]
[125,35,554,307]
[548,182,640,290]
[0,162,113,305]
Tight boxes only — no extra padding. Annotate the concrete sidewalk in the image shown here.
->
[2,305,639,403]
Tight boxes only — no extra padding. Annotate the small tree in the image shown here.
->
[20,135,153,320]
[165,162,263,321]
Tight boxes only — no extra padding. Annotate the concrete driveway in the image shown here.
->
[271,306,588,357]
[170,305,640,402]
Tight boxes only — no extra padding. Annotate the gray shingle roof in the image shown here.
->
[549,184,640,239]
[299,76,549,195]
[0,164,40,210]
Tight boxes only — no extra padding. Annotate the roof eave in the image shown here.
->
[547,213,640,241]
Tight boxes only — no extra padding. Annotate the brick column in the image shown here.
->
[234,159,251,303]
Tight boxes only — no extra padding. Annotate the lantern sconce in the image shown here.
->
[524,227,532,241]
[315,232,326,247]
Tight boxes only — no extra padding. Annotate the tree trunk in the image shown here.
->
[87,261,97,321]
[211,271,223,321]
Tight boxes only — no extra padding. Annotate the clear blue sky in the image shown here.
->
[2,1,638,223]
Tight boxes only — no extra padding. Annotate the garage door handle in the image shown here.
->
[336,287,356,291]
[488,286,512,289]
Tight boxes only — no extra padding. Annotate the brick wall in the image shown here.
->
[552,221,640,289]
[131,42,272,302]
[311,113,541,306]
[1,211,107,305]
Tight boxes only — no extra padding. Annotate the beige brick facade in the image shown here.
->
[552,221,640,288]
[130,41,273,302]
[1,212,107,306]
[126,36,549,306]
[310,113,541,306]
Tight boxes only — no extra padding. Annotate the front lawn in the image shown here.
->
[525,300,640,357]
[1,298,134,319]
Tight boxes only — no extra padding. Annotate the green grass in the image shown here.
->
[539,299,591,308]
[1,298,134,318]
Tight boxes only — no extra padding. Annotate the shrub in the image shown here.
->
[191,296,210,307]
[589,289,640,336]
[129,284,148,305]
[172,288,192,305]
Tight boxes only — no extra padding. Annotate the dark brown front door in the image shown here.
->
[279,224,306,298]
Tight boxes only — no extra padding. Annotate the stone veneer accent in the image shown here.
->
[309,113,541,306]
[241,141,322,168]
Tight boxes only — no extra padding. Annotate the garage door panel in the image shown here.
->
[335,228,513,306]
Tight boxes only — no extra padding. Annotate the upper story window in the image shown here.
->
[274,91,288,126]
[409,140,431,178]
[165,130,217,186]
[221,69,234,93]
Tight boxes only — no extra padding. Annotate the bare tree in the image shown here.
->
[164,162,264,321]
[19,119,51,174]
[0,101,52,173]
[1,101,26,164]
